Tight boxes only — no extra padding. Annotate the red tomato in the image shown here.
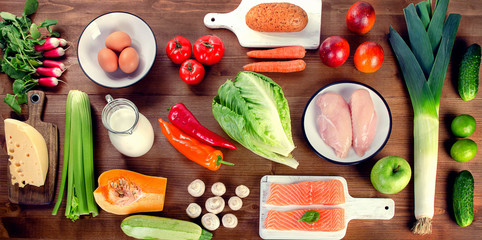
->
[193,35,225,65]
[354,41,384,73]
[166,36,192,64]
[179,59,205,85]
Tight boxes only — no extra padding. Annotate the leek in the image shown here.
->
[416,1,431,29]
[52,90,98,220]
[388,0,460,235]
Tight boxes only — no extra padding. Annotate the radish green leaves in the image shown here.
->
[0,0,59,113]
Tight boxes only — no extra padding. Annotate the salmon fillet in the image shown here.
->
[266,180,345,206]
[316,92,352,158]
[265,209,345,232]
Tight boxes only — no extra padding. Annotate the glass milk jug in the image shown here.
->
[101,95,154,157]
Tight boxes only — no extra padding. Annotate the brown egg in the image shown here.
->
[119,47,139,74]
[105,31,131,52]
[97,48,118,72]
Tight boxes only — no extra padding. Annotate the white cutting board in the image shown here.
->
[259,175,395,240]
[204,0,322,49]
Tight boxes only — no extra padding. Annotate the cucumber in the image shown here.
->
[121,215,213,240]
[458,43,481,101]
[452,170,474,227]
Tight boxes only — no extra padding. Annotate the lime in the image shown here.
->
[450,139,477,162]
[451,114,476,138]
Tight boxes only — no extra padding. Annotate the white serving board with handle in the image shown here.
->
[259,175,395,240]
[204,0,322,49]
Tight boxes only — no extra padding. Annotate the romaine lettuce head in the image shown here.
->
[212,71,298,169]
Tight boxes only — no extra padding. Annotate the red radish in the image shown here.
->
[36,67,63,77]
[43,47,65,57]
[34,38,68,51]
[58,38,68,47]
[34,37,60,51]
[37,77,59,87]
[42,60,66,70]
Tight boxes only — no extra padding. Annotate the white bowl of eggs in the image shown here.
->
[77,12,156,88]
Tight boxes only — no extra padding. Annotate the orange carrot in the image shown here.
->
[243,59,306,73]
[246,46,306,59]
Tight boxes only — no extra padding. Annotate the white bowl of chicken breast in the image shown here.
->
[302,81,392,165]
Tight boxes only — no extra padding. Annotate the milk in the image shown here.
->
[107,108,154,157]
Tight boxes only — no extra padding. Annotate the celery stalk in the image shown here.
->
[80,92,98,216]
[52,91,72,215]
[51,90,98,220]
[65,142,77,220]
[71,93,88,215]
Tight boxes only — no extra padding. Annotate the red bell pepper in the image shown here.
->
[158,118,234,171]
[168,103,236,150]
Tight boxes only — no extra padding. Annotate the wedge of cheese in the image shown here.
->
[4,119,48,187]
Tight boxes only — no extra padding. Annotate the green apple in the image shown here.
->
[370,156,412,194]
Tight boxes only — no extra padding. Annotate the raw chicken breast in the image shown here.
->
[316,93,352,158]
[349,89,377,156]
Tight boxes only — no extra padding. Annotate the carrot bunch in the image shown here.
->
[243,46,306,73]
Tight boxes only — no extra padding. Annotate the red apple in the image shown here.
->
[346,1,376,35]
[354,41,384,73]
[319,36,350,67]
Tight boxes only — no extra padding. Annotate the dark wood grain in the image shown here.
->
[0,0,481,239]
[7,91,58,205]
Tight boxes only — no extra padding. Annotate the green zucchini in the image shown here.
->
[452,170,474,227]
[458,43,481,101]
[121,215,212,240]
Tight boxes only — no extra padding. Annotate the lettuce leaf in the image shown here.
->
[213,71,298,169]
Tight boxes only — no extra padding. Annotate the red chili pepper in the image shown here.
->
[168,103,237,150]
[158,117,234,171]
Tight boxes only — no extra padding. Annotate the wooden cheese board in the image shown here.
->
[204,0,322,49]
[7,90,59,205]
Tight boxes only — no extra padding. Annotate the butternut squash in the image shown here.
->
[93,169,167,215]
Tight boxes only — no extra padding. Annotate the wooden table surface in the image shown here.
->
[1,0,481,239]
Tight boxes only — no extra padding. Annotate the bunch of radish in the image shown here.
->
[33,37,69,87]
[1,0,73,113]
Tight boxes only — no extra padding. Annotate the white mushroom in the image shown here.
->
[211,182,226,196]
[201,213,220,231]
[188,179,205,197]
[186,203,202,218]
[205,196,225,214]
[235,185,250,198]
[228,196,243,211]
[222,213,238,228]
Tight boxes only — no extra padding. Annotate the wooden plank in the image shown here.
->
[0,0,480,239]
